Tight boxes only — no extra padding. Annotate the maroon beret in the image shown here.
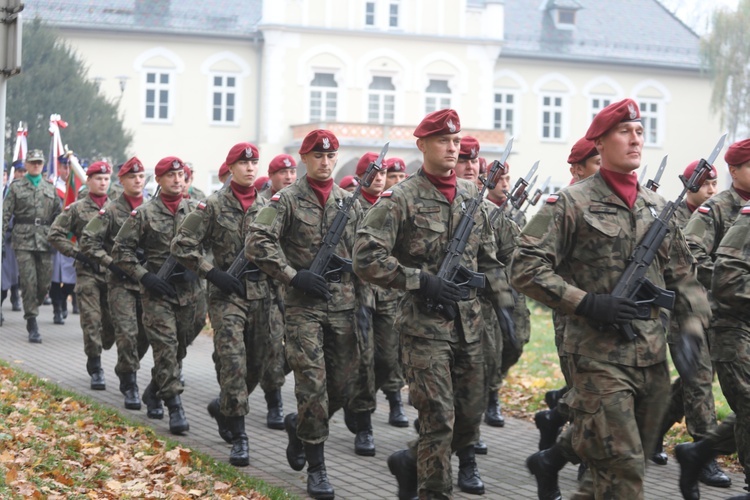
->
[268,154,297,174]
[155,156,185,177]
[356,152,379,177]
[253,175,269,192]
[299,129,339,155]
[218,162,229,178]
[478,157,488,175]
[459,136,480,160]
[86,161,112,176]
[385,157,406,173]
[683,160,718,180]
[585,98,641,141]
[725,138,750,166]
[183,164,192,181]
[118,156,144,177]
[339,175,358,190]
[567,137,600,164]
[414,109,461,138]
[226,142,259,166]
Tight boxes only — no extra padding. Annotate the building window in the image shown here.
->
[425,79,451,114]
[365,1,375,26]
[590,97,612,121]
[144,71,171,121]
[540,94,564,140]
[640,100,661,146]
[389,1,399,28]
[368,76,395,124]
[211,74,237,124]
[310,72,338,122]
[557,9,575,25]
[494,91,517,136]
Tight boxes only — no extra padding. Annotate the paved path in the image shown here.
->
[0,304,745,499]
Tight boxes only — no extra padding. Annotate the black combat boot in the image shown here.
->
[10,285,21,311]
[485,390,505,427]
[457,445,485,495]
[343,406,356,434]
[118,372,141,410]
[535,407,567,450]
[52,301,64,324]
[354,411,376,456]
[164,395,189,435]
[264,389,284,430]
[385,391,409,427]
[474,438,488,455]
[26,318,41,344]
[284,412,306,471]
[86,356,106,390]
[650,417,674,465]
[544,386,567,410]
[227,415,250,467]
[526,443,567,500]
[305,442,334,499]
[206,397,233,443]
[387,448,418,500]
[699,457,731,488]
[675,440,715,500]
[142,381,164,419]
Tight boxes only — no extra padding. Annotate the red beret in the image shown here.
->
[155,156,185,177]
[585,98,641,141]
[253,175,269,192]
[725,138,750,166]
[183,164,192,181]
[299,129,339,155]
[226,142,259,166]
[218,162,229,178]
[385,157,407,173]
[478,157,488,175]
[567,137,600,164]
[86,161,112,176]
[118,156,144,177]
[339,175,358,190]
[414,109,461,138]
[459,136,480,159]
[268,154,297,174]
[356,152,379,177]
[683,160,718,180]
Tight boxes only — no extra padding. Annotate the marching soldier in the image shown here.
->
[2,149,62,343]
[354,109,512,499]
[384,157,408,189]
[568,136,602,183]
[183,164,207,200]
[48,161,116,390]
[246,129,362,499]
[259,153,297,199]
[112,156,207,435]
[49,155,77,324]
[80,157,151,412]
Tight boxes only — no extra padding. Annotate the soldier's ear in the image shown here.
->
[416,138,427,154]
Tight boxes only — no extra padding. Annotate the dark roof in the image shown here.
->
[502,0,702,70]
[23,0,263,39]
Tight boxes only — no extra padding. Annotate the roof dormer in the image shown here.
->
[544,0,582,31]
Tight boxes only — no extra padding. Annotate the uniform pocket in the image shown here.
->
[568,388,633,462]
[408,214,445,256]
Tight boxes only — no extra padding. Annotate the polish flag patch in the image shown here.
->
[697,205,711,214]
[270,193,281,202]
[130,209,138,217]
[197,201,207,210]
[546,194,560,204]
[64,205,71,211]
[98,208,106,215]
[741,206,750,215]
[381,190,393,198]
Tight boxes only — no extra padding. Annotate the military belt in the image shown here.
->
[15,217,50,226]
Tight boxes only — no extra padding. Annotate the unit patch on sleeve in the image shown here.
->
[546,194,560,204]
[697,205,711,214]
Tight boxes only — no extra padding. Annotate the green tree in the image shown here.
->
[700,0,750,141]
[5,18,132,164]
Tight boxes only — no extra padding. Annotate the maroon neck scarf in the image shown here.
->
[599,168,638,209]
[89,193,108,209]
[307,177,334,206]
[488,195,507,208]
[423,170,457,204]
[733,186,750,201]
[361,189,379,206]
[123,193,143,210]
[160,192,183,215]
[686,201,699,214]
[230,181,257,211]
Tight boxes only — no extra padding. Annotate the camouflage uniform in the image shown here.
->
[112,196,207,401]
[2,175,61,320]
[246,175,362,444]
[48,196,115,358]
[188,186,207,200]
[171,188,272,416]
[353,170,513,497]
[511,172,710,499]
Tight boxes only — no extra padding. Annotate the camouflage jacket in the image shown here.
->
[258,186,273,200]
[171,187,270,300]
[511,172,710,366]
[360,196,401,304]
[673,200,693,230]
[352,168,513,343]
[80,194,142,291]
[481,198,520,300]
[2,176,61,251]
[683,187,747,290]
[246,175,362,312]
[48,195,107,276]
[188,187,207,201]
[80,182,124,201]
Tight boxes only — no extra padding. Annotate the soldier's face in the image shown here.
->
[230,159,259,188]
[730,161,750,192]
[455,157,480,182]
[596,122,644,174]
[570,155,601,181]
[686,178,718,207]
[57,163,70,181]
[25,160,44,176]
[270,168,297,192]
[385,171,406,189]
[363,168,387,196]
[120,172,146,197]
[418,134,460,176]
[302,151,337,181]
[156,170,185,196]
[87,173,111,196]
[490,173,511,201]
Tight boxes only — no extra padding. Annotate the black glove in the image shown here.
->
[140,272,176,298]
[107,262,130,281]
[496,306,520,351]
[76,252,95,269]
[206,268,244,296]
[290,270,331,300]
[575,293,637,325]
[672,334,703,380]
[418,272,461,307]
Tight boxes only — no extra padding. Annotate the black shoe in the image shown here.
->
[651,440,668,465]
[305,443,334,499]
[61,300,68,319]
[142,382,164,420]
[526,449,563,500]
[118,372,141,410]
[544,387,567,410]
[354,411,376,457]
[165,395,189,435]
[457,446,485,495]
[485,390,505,427]
[675,442,707,500]
[227,416,250,467]
[26,318,41,343]
[387,449,418,500]
[343,406,356,434]
[385,391,409,428]
[284,413,306,471]
[206,398,233,444]
[474,439,488,455]
[699,458,731,488]
[86,356,106,390]
[535,409,564,451]
[53,301,64,325]
[10,286,21,311]
[264,389,284,430]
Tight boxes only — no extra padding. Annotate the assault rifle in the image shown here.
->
[645,155,667,192]
[609,134,726,341]
[489,160,538,227]
[225,249,262,296]
[429,138,514,319]
[513,175,550,226]
[308,142,388,282]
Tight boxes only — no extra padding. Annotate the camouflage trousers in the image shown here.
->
[404,332,484,498]
[715,331,750,475]
[349,306,376,413]
[564,355,670,500]
[285,305,359,444]
[108,282,149,375]
[480,298,503,395]
[75,272,115,358]
[260,294,288,393]
[209,292,271,416]
[497,291,531,390]
[14,250,52,320]
[374,298,404,394]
